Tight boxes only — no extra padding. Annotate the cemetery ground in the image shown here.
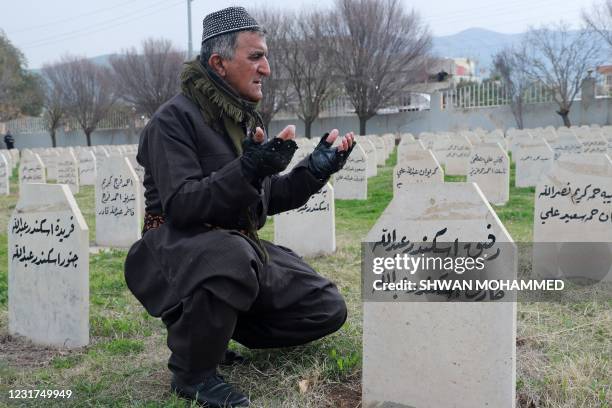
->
[0,151,610,407]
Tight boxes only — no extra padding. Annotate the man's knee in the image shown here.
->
[324,290,348,333]
[194,230,262,311]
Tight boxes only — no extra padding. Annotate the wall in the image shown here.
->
[9,127,140,150]
[269,92,612,137]
[8,81,611,148]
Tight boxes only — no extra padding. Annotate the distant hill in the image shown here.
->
[30,28,609,78]
[431,27,609,75]
[29,53,116,76]
[432,28,523,74]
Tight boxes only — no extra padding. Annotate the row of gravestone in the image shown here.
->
[0,145,142,195]
[5,134,393,348]
[8,150,610,407]
[396,135,510,205]
[6,135,398,255]
[363,150,612,406]
[395,125,612,206]
[6,145,144,249]
[7,140,611,407]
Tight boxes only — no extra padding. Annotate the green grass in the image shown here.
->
[0,149,610,407]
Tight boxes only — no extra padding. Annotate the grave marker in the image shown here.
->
[95,156,142,247]
[57,150,79,194]
[334,144,367,200]
[8,183,89,347]
[274,183,335,256]
[363,182,516,407]
[467,142,509,205]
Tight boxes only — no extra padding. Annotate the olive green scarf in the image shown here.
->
[180,58,268,261]
[180,58,265,154]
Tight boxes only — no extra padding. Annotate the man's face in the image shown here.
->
[220,31,270,102]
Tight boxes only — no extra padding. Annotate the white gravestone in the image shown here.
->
[78,150,97,186]
[431,136,451,166]
[19,153,46,188]
[93,148,110,173]
[397,139,425,162]
[467,143,509,205]
[334,144,367,200]
[274,183,335,257]
[368,136,388,167]
[8,183,89,347]
[95,156,142,248]
[515,140,554,188]
[363,182,517,408]
[0,154,9,195]
[533,154,612,282]
[382,133,395,157]
[576,130,608,154]
[126,153,146,219]
[444,135,472,176]
[356,137,377,178]
[551,131,582,159]
[418,132,436,150]
[399,133,415,142]
[1,150,12,170]
[462,130,481,146]
[393,149,443,195]
[56,150,79,194]
[509,132,532,157]
[44,150,61,181]
[282,139,314,175]
[10,149,20,168]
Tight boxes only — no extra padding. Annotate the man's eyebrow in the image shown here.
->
[249,49,267,56]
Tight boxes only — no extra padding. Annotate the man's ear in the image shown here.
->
[208,54,226,77]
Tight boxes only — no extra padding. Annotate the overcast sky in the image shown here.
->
[1,0,598,69]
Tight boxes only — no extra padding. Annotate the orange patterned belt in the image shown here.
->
[143,212,165,234]
[142,213,247,235]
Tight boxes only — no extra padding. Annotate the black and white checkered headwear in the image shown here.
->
[201,6,261,44]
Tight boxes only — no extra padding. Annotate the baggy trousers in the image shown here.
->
[125,227,347,383]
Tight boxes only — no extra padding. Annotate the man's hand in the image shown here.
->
[251,125,296,143]
[241,125,298,181]
[308,129,356,180]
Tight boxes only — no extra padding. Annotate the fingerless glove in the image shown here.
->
[307,133,356,180]
[241,137,298,182]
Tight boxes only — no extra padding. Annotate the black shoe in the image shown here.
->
[220,350,247,366]
[171,374,250,407]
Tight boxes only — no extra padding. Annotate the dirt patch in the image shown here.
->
[0,333,83,369]
[517,392,539,408]
[324,373,361,408]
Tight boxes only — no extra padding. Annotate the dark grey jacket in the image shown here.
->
[125,93,326,317]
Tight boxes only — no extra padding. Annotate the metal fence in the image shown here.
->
[5,110,135,135]
[441,81,555,110]
[274,92,430,120]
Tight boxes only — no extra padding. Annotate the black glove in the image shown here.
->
[308,133,356,180]
[240,137,298,182]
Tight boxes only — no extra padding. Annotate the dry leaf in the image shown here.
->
[298,379,310,394]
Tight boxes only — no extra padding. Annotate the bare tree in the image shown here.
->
[329,0,432,135]
[252,10,292,130]
[44,56,116,146]
[519,23,601,127]
[110,38,184,118]
[582,0,612,48]
[493,46,531,129]
[278,10,337,138]
[40,65,68,147]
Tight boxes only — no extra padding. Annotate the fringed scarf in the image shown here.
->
[180,58,268,262]
[180,58,265,154]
